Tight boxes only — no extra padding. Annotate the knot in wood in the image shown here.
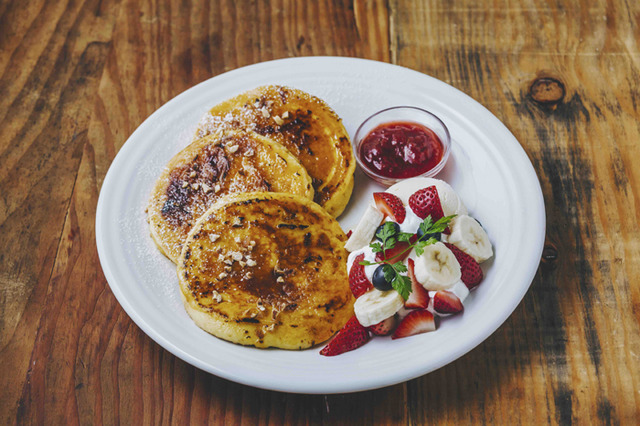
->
[529,78,565,107]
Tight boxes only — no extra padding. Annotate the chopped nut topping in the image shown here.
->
[244,148,254,157]
[246,259,257,267]
[231,252,243,261]
[234,236,241,243]
[227,144,239,153]
[239,260,246,267]
[209,233,220,242]
[273,115,284,125]
[244,272,253,279]
[282,111,289,119]
[224,265,232,272]
[224,258,233,265]
[250,240,256,246]
[191,183,199,190]
[189,171,196,178]
[214,184,221,193]
[201,182,212,193]
[213,128,224,139]
[211,290,222,303]
[218,272,228,280]
[182,181,189,188]
[242,309,258,318]
[265,324,275,331]
[257,303,266,311]
[261,107,270,118]
[277,276,284,283]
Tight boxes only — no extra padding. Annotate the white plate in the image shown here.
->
[96,57,545,394]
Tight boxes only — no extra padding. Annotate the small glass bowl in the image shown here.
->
[353,106,452,186]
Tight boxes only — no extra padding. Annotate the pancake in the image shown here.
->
[195,85,355,217]
[147,130,313,263]
[177,192,354,349]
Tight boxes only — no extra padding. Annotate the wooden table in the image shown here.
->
[2,0,639,423]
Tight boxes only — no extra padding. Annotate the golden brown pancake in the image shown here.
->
[177,192,354,349]
[195,85,355,217]
[147,130,313,263]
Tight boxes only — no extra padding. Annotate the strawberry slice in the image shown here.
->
[373,192,406,224]
[433,291,464,314]
[368,315,398,336]
[346,229,353,238]
[375,234,417,263]
[392,310,436,339]
[405,258,430,309]
[320,316,370,356]
[349,254,373,298]
[445,243,483,289]
[408,186,444,221]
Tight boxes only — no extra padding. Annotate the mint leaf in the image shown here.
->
[414,237,439,256]
[392,275,411,300]
[370,242,383,253]
[385,237,396,250]
[429,215,456,233]
[397,232,413,243]
[393,261,408,274]
[359,260,376,266]
[419,216,433,237]
[382,264,396,283]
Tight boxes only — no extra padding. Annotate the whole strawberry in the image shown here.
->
[320,316,370,356]
[408,186,444,221]
[445,243,483,289]
[349,253,373,297]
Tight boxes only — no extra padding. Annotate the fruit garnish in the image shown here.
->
[360,215,454,300]
[368,316,398,336]
[374,236,415,263]
[372,265,394,291]
[375,222,400,240]
[433,291,464,314]
[445,243,483,289]
[373,192,406,224]
[405,258,430,309]
[392,310,436,339]
[320,316,370,356]
[409,186,445,221]
[349,253,373,297]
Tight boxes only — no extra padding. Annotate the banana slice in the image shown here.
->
[354,289,404,327]
[344,205,384,252]
[412,242,461,291]
[448,215,493,263]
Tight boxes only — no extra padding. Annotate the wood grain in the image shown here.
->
[1,0,639,424]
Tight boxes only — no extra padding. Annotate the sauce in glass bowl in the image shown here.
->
[359,121,444,179]
[354,106,451,186]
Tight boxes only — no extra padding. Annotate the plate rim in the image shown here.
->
[96,56,546,394]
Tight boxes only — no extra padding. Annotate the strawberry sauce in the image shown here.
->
[359,121,444,178]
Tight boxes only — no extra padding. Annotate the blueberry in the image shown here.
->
[375,222,400,240]
[372,265,393,291]
[416,226,441,242]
